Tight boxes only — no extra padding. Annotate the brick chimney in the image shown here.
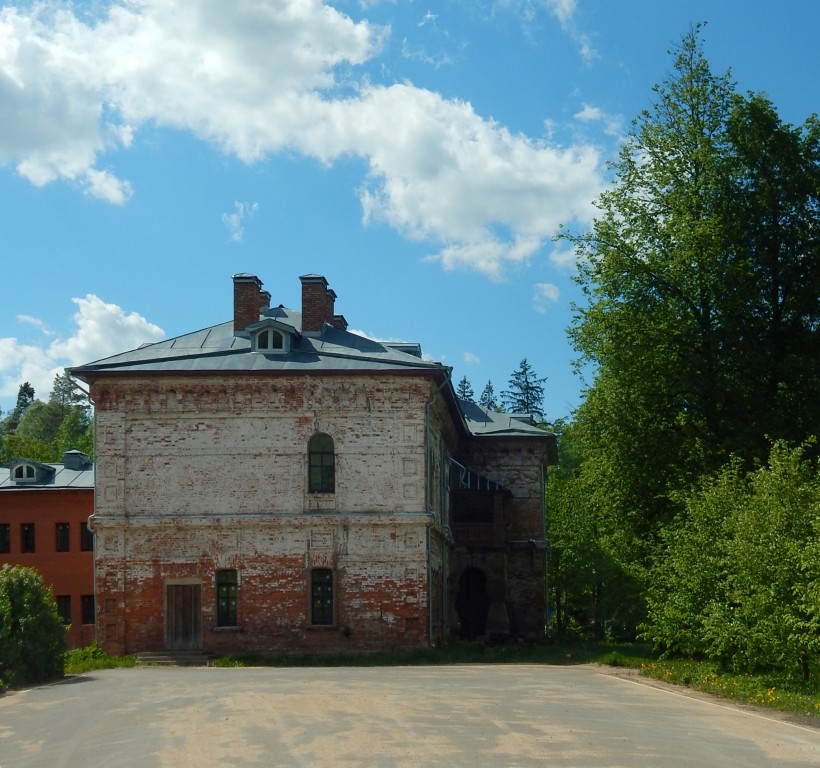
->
[233,273,263,333]
[259,289,271,313]
[300,274,335,333]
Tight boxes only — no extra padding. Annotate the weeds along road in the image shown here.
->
[1,664,818,767]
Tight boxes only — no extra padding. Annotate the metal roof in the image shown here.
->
[70,308,444,377]
[70,303,555,447]
[458,398,548,437]
[0,461,94,491]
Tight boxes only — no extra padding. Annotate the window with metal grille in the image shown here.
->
[311,569,334,626]
[216,569,238,627]
[56,522,70,552]
[308,433,335,493]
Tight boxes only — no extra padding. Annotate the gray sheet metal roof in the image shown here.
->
[458,398,547,437]
[70,304,555,447]
[0,461,94,491]
[71,308,444,376]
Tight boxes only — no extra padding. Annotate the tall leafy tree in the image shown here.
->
[563,25,820,574]
[501,359,547,420]
[456,375,475,403]
[478,380,497,411]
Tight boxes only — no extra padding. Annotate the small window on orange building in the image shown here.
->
[81,595,95,625]
[56,523,70,552]
[81,522,94,552]
[21,523,35,553]
[56,595,71,625]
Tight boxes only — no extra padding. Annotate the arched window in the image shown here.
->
[256,329,284,351]
[308,433,335,493]
[14,464,35,480]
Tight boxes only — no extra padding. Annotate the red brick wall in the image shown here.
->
[0,489,95,649]
[90,374,441,656]
[233,275,262,332]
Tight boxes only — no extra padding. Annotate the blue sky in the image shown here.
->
[1,0,818,420]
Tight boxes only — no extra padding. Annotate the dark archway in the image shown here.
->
[455,567,490,639]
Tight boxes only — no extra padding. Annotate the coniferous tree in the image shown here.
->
[456,375,475,403]
[501,359,547,421]
[4,382,35,434]
[478,380,497,411]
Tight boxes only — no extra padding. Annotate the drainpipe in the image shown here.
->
[424,367,452,647]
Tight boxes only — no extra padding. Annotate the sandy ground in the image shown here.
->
[1,664,818,767]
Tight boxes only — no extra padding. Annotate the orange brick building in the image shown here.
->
[0,451,95,649]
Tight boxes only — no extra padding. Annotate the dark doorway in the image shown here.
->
[455,568,490,639]
[166,584,202,650]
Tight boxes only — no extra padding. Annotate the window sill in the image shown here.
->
[212,626,243,632]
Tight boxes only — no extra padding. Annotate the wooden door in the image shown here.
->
[166,584,202,650]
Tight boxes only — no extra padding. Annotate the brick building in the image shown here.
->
[0,450,95,649]
[71,274,555,656]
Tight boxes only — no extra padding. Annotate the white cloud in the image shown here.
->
[532,282,560,313]
[543,0,596,64]
[549,243,580,270]
[222,201,259,242]
[16,314,54,335]
[464,352,481,365]
[574,103,621,137]
[0,296,164,404]
[0,0,605,278]
[545,0,576,26]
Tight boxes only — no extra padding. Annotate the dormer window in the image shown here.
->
[12,464,36,483]
[248,319,296,354]
[9,460,55,485]
[257,329,284,351]
[14,464,35,480]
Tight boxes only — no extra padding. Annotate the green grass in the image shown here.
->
[64,643,136,674]
[638,658,820,718]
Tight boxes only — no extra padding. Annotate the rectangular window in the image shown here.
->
[21,523,35,553]
[56,522,70,552]
[216,569,238,627]
[80,522,94,552]
[0,524,10,553]
[81,595,95,625]
[311,569,334,626]
[56,595,71,625]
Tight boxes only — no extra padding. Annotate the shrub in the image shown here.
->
[0,565,66,688]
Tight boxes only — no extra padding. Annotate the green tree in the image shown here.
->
[563,25,820,575]
[1,374,92,462]
[501,359,547,420]
[643,441,820,683]
[0,565,66,689]
[456,375,475,403]
[546,422,643,640]
[478,380,497,410]
[3,382,35,434]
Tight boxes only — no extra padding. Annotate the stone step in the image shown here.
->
[135,650,212,667]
